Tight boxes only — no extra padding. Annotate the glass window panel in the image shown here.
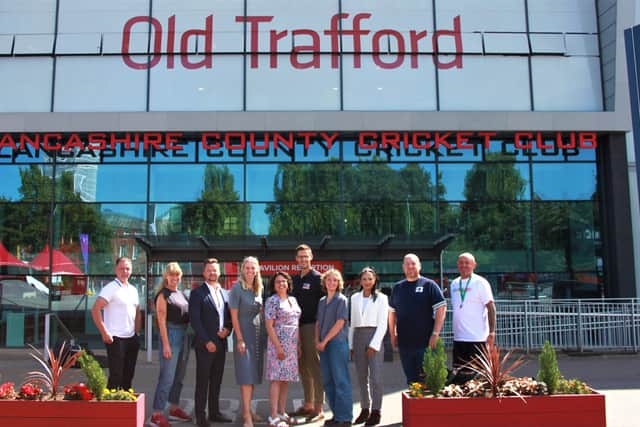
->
[149,55,243,111]
[439,162,530,201]
[103,31,148,54]
[150,202,245,236]
[487,139,530,162]
[54,57,147,112]
[55,33,101,54]
[532,57,603,111]
[0,35,11,54]
[435,0,526,32]
[534,201,601,298]
[246,54,339,110]
[260,202,342,237]
[0,142,53,164]
[342,201,435,237]
[343,139,395,163]
[54,164,147,202]
[528,0,597,33]
[343,0,434,36]
[526,135,597,161]
[150,164,244,202]
[197,135,245,162]
[0,201,51,262]
[149,138,196,163]
[0,0,56,35]
[483,33,529,54]
[343,163,437,202]
[343,54,437,111]
[532,163,596,200]
[293,136,340,161]
[565,34,599,56]
[0,58,53,112]
[58,0,149,34]
[529,34,566,54]
[0,165,52,201]
[247,0,340,52]
[439,56,530,111]
[245,134,297,162]
[13,34,54,54]
[252,163,341,202]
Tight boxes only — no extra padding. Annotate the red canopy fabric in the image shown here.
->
[0,242,27,267]
[29,245,83,275]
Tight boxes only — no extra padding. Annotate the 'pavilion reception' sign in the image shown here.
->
[0,131,598,161]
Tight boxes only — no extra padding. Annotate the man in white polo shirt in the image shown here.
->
[91,256,141,390]
[450,252,496,373]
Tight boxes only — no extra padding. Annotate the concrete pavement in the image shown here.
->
[0,348,638,426]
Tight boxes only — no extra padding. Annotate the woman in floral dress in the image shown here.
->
[265,271,302,427]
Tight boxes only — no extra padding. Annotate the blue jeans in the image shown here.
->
[398,346,426,385]
[152,324,190,411]
[319,340,353,422]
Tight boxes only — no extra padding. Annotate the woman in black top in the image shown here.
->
[150,262,192,427]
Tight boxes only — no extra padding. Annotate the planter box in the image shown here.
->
[0,393,145,427]
[402,391,605,427]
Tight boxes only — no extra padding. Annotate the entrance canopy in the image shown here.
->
[135,233,455,263]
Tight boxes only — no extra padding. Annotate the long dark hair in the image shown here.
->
[359,266,379,302]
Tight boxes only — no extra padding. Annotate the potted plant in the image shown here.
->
[0,342,145,427]
[402,339,606,427]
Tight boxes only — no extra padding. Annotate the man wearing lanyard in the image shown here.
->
[450,252,496,374]
[91,256,141,390]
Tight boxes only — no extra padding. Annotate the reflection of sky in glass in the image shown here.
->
[249,203,270,235]
[246,164,279,201]
[95,165,147,201]
[0,165,50,200]
[150,164,244,202]
[101,203,146,222]
[533,164,596,200]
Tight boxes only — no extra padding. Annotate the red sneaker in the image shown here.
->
[150,413,171,427]
[168,406,192,422]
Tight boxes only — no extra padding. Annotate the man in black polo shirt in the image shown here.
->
[291,244,324,422]
[389,253,447,384]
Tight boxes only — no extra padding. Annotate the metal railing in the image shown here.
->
[441,298,640,353]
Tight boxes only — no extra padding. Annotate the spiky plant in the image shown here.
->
[464,342,527,398]
[24,342,81,399]
[422,338,449,395]
[537,340,561,394]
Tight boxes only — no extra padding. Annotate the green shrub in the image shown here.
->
[537,340,560,394]
[422,338,448,396]
[77,351,107,400]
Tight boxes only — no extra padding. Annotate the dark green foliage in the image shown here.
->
[537,340,561,394]
[422,338,448,396]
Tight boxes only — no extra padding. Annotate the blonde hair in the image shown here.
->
[239,256,263,297]
[321,268,344,292]
[156,262,183,294]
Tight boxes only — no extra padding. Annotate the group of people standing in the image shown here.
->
[91,248,497,427]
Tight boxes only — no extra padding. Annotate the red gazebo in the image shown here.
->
[29,245,83,275]
[0,242,27,267]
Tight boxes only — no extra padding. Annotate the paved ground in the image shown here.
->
[0,347,638,426]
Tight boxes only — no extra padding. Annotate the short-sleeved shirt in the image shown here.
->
[316,293,349,343]
[292,269,323,325]
[98,279,139,338]
[389,276,445,349]
[450,273,494,342]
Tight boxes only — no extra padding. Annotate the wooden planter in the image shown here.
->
[0,393,145,427]
[402,391,606,427]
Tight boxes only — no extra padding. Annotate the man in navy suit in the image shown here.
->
[189,258,233,427]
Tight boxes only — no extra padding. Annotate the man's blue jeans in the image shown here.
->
[398,346,426,385]
[152,324,189,412]
[319,340,353,422]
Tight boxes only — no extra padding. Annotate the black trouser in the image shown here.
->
[194,346,226,421]
[105,335,140,390]
[453,340,485,370]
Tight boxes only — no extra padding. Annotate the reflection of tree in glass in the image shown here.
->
[459,154,528,251]
[0,165,110,257]
[181,164,245,236]
[266,162,446,237]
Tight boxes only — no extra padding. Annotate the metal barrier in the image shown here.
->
[440,299,640,353]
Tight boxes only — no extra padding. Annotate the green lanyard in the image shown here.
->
[459,276,472,308]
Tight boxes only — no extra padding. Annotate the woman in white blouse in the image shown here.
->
[348,267,389,426]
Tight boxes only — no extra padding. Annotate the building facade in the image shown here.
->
[0,0,638,347]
